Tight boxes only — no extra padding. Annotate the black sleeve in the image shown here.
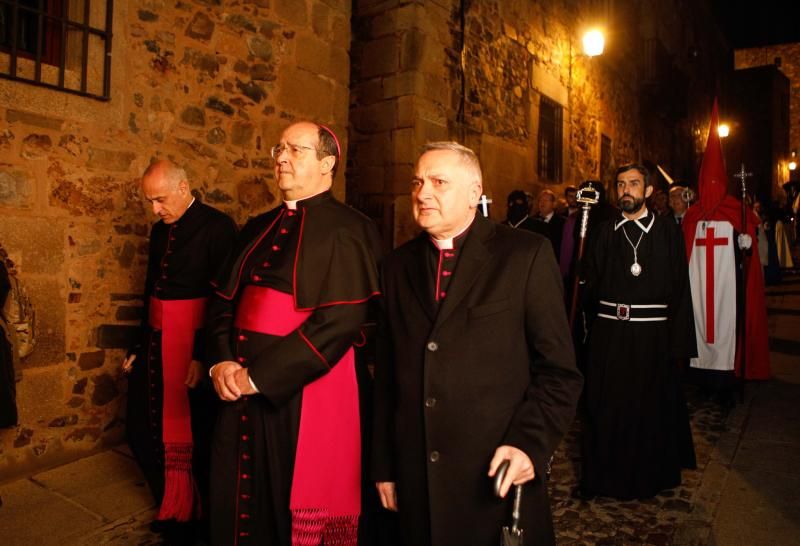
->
[247,301,369,406]
[370,271,395,482]
[668,223,698,359]
[128,224,158,360]
[204,217,263,368]
[502,240,583,470]
[193,215,238,363]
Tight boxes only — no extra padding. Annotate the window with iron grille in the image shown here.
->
[537,95,563,182]
[0,0,113,101]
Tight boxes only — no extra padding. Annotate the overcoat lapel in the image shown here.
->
[403,235,436,323]
[434,215,493,327]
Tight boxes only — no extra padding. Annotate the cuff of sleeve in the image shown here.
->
[248,375,260,393]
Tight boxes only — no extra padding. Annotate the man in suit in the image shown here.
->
[535,189,566,260]
[372,141,583,546]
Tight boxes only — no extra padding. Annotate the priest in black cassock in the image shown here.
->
[372,142,582,546]
[580,163,697,500]
[124,160,237,542]
[205,121,381,546]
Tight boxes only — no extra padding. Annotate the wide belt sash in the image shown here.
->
[597,299,668,322]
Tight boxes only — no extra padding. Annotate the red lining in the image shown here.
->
[298,329,329,367]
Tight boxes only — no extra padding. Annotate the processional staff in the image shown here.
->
[733,163,753,402]
[568,182,600,330]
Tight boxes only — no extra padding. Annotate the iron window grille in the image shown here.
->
[0,0,113,101]
[537,95,563,183]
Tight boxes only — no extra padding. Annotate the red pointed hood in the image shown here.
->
[698,98,729,211]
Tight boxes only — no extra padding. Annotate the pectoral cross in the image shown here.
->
[478,194,492,217]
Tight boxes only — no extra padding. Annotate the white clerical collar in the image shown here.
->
[187,197,196,209]
[510,215,529,228]
[542,211,554,223]
[431,215,475,250]
[283,189,329,210]
[614,207,655,233]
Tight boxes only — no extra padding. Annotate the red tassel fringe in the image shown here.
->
[157,443,199,522]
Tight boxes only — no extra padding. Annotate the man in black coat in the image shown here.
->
[534,189,566,261]
[372,141,583,546]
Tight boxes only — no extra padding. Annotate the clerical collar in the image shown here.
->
[431,215,475,250]
[284,189,331,210]
[509,215,529,228]
[614,208,654,233]
[540,211,554,223]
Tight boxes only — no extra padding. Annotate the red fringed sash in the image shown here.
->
[149,296,207,522]
[235,286,361,544]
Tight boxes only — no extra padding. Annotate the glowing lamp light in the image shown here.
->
[718,123,730,138]
[790,161,797,171]
[582,29,605,57]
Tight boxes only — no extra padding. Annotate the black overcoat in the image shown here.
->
[372,215,583,546]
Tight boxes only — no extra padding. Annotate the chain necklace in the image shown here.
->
[621,225,644,276]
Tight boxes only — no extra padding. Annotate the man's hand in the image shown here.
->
[210,361,244,401]
[375,482,398,512]
[234,367,257,396]
[488,445,535,498]
[121,354,136,374]
[185,360,204,389]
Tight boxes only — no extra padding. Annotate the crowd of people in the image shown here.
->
[3,119,795,545]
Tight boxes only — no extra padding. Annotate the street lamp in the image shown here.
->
[582,29,605,57]
[718,123,730,138]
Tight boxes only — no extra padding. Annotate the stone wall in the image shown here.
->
[348,0,727,246]
[735,43,800,164]
[0,0,352,481]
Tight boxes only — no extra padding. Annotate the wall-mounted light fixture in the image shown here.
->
[789,150,797,171]
[582,29,605,57]
[718,123,730,138]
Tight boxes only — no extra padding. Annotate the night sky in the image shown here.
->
[712,0,800,48]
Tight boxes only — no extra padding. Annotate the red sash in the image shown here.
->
[149,296,207,522]
[235,286,360,544]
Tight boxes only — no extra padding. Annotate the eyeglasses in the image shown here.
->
[270,143,317,159]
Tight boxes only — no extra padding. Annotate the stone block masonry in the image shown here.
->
[0,0,352,481]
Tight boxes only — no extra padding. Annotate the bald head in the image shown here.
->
[141,160,193,224]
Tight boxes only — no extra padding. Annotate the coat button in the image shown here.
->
[429,451,440,462]
[426,341,438,352]
[425,397,437,408]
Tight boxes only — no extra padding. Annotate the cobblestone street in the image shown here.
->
[550,387,733,545]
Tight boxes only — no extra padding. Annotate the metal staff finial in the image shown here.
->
[734,163,753,193]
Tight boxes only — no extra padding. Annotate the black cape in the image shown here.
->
[581,211,697,499]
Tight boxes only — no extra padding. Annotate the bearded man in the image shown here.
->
[578,163,697,499]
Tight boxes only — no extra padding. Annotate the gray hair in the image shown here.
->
[142,160,188,190]
[421,141,483,186]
